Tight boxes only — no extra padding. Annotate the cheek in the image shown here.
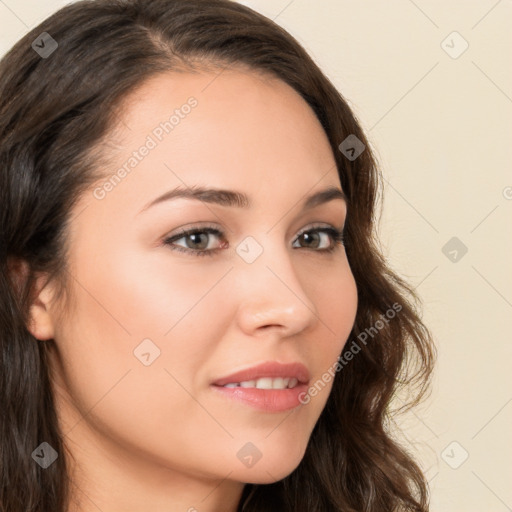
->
[52,245,199,410]
[51,253,228,475]
[307,258,358,356]
[72,241,227,340]
[323,263,357,315]
[58,249,221,411]
[302,262,358,403]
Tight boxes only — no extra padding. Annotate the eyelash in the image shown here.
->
[162,223,345,257]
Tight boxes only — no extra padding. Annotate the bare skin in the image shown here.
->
[27,67,358,512]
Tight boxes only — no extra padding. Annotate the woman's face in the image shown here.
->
[36,68,358,507]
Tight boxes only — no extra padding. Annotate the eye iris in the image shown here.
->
[187,232,209,250]
[300,231,320,248]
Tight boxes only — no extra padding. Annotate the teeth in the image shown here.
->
[222,377,299,389]
[288,377,298,388]
[271,377,287,389]
[256,377,275,389]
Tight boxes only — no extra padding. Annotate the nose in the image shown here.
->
[233,236,318,338]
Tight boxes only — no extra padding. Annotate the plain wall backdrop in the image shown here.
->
[1,1,511,510]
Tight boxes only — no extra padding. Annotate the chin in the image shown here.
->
[237,456,304,484]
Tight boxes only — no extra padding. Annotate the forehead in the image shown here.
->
[109,66,333,160]
[80,67,341,221]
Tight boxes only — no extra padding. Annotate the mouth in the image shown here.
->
[210,361,310,412]
[217,377,301,390]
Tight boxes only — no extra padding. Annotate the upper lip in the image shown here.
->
[211,361,310,386]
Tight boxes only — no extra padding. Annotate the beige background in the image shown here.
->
[1,1,511,510]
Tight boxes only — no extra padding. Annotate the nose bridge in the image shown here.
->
[233,233,317,335]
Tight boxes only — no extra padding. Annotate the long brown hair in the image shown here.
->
[0,1,436,510]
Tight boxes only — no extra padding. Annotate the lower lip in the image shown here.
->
[210,383,309,412]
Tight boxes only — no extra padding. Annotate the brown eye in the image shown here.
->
[163,225,344,257]
[163,226,226,257]
[292,227,345,252]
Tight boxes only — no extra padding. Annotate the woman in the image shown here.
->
[0,0,436,511]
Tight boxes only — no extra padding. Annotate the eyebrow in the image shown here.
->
[138,184,347,215]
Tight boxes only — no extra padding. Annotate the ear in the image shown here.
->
[27,273,57,341]
[7,258,56,341]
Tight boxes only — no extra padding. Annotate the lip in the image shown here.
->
[210,361,311,413]
[211,383,310,412]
